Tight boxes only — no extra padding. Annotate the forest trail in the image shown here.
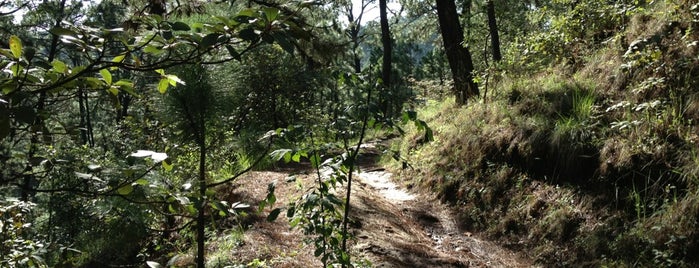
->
[225,147,533,267]
[349,167,532,267]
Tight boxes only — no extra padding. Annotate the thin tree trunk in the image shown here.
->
[196,124,206,268]
[436,0,479,105]
[379,0,392,116]
[463,0,472,39]
[486,0,502,62]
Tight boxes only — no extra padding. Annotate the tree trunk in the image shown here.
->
[486,0,502,62]
[379,0,393,116]
[435,0,479,105]
[196,127,206,268]
[462,0,472,39]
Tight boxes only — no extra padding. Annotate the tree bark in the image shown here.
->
[486,0,502,62]
[196,124,206,268]
[379,0,393,115]
[435,0,479,105]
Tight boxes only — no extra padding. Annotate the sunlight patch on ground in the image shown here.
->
[357,170,415,202]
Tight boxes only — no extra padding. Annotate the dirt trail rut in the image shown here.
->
[349,168,532,267]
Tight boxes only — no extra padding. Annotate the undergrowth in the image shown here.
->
[389,2,699,266]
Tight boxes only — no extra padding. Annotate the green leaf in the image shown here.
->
[9,35,21,59]
[51,60,67,74]
[267,208,282,222]
[171,21,190,31]
[0,48,14,58]
[112,54,126,63]
[117,184,133,195]
[291,152,301,163]
[263,7,279,21]
[272,32,294,54]
[115,80,136,95]
[238,9,255,17]
[283,151,291,163]
[309,154,320,169]
[107,86,118,95]
[99,69,112,85]
[158,78,169,94]
[200,33,220,48]
[238,28,258,41]
[162,159,173,171]
[143,45,162,54]
[135,179,149,185]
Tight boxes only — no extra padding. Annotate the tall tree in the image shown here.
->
[379,0,392,97]
[486,0,501,62]
[435,0,479,105]
[345,0,369,73]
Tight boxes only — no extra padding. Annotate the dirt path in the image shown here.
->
[224,162,533,267]
[349,168,532,267]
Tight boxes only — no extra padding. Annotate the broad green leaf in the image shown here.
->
[158,78,169,94]
[200,33,220,48]
[272,33,294,54]
[10,62,22,77]
[143,45,162,54]
[309,154,320,169]
[115,80,136,96]
[171,21,190,31]
[112,54,126,63]
[135,179,149,185]
[0,49,14,59]
[162,159,173,171]
[238,28,257,41]
[51,60,67,73]
[283,151,292,163]
[117,184,133,195]
[99,69,112,85]
[263,7,279,22]
[106,86,119,95]
[291,152,301,163]
[267,208,282,222]
[238,8,255,17]
[9,35,21,59]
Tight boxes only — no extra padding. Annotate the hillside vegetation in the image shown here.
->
[391,1,699,266]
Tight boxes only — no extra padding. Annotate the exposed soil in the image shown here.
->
[222,149,533,267]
